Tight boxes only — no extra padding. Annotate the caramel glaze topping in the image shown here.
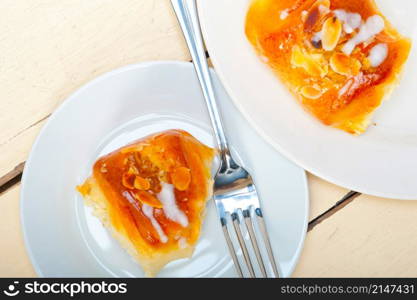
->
[78,130,215,250]
[245,0,411,134]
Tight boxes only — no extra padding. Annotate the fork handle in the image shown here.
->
[171,0,230,156]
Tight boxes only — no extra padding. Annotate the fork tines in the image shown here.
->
[219,206,280,278]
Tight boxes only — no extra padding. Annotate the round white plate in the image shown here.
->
[21,61,308,277]
[198,0,417,199]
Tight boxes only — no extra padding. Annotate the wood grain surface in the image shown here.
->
[1,0,416,277]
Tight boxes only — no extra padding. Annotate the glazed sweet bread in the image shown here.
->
[77,129,216,276]
[246,0,411,134]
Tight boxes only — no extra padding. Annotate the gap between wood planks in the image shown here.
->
[307,191,360,231]
[0,162,25,196]
[0,157,361,231]
[0,54,361,229]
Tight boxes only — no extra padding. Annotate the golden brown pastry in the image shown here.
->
[77,129,216,276]
[246,0,411,134]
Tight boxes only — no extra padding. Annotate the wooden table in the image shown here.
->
[2,0,417,278]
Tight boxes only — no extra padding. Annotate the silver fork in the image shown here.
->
[171,0,280,278]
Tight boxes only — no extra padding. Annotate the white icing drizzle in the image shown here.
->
[123,191,140,210]
[342,15,385,55]
[123,191,168,244]
[338,72,379,98]
[142,204,168,244]
[368,43,388,67]
[310,8,361,47]
[158,183,189,227]
[338,77,354,97]
[338,72,369,97]
[301,9,309,23]
[280,9,289,20]
[339,72,367,98]
[333,9,361,34]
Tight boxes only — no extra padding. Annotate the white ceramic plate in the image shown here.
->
[21,62,308,277]
[198,0,417,199]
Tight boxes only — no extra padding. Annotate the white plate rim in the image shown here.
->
[20,61,309,277]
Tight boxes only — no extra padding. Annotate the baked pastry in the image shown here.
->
[245,0,411,134]
[77,129,216,276]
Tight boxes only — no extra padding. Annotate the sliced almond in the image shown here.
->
[304,0,331,31]
[291,45,328,77]
[134,191,163,208]
[291,45,306,66]
[122,173,136,189]
[322,17,342,51]
[134,176,151,190]
[300,85,323,99]
[127,165,139,175]
[134,151,142,165]
[301,10,308,23]
[330,52,362,76]
[171,166,191,191]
